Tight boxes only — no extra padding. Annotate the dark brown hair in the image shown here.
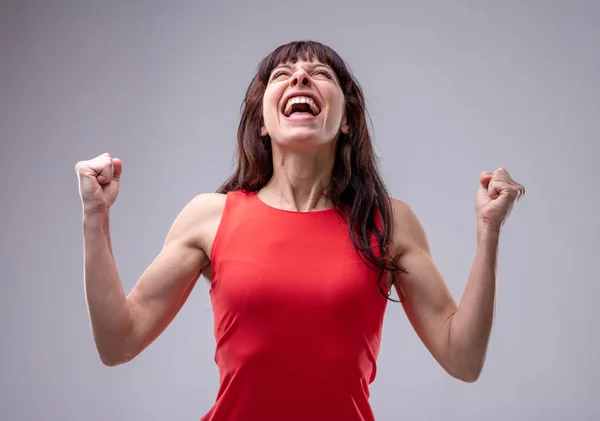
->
[217,40,407,300]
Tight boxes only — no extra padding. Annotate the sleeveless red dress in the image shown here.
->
[200,190,388,421]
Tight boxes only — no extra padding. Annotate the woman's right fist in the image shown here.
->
[74,153,123,214]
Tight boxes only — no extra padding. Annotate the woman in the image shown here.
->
[74,40,525,421]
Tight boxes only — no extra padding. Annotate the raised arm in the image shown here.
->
[75,153,223,366]
[390,168,524,382]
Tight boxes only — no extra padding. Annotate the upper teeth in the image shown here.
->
[284,96,320,116]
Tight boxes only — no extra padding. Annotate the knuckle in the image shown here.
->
[75,161,87,172]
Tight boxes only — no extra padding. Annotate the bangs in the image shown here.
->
[257,40,349,86]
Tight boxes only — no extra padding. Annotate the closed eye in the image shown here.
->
[270,69,334,82]
[314,70,332,79]
[271,70,289,80]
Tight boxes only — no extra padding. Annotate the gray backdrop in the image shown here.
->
[2,1,598,420]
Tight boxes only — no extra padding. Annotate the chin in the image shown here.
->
[274,131,332,149]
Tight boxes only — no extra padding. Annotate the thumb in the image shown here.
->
[111,158,123,181]
[479,171,492,189]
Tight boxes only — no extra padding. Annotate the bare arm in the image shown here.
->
[391,200,497,383]
[83,193,223,366]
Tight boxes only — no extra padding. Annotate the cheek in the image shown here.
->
[323,85,344,112]
[326,93,346,122]
[262,90,280,126]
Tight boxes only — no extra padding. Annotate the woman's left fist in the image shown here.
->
[476,167,525,232]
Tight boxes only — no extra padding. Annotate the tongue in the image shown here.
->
[287,111,315,119]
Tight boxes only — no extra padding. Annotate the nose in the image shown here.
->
[289,69,311,87]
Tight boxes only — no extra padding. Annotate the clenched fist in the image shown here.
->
[476,167,525,232]
[74,153,123,214]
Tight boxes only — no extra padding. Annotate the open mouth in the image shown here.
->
[282,96,321,118]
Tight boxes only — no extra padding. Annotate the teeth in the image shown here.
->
[283,96,321,116]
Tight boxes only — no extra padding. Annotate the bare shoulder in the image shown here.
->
[185,193,228,277]
[172,192,226,251]
[181,192,227,222]
[123,193,227,356]
[388,198,431,257]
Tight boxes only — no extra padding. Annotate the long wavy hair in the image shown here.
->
[217,40,407,300]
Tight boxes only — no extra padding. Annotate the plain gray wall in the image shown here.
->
[2,1,599,420]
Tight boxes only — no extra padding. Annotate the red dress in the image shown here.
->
[201,190,388,421]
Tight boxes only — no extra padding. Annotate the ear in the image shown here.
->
[260,125,268,137]
[340,115,349,135]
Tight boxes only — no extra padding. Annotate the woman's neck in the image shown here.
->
[260,146,335,212]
